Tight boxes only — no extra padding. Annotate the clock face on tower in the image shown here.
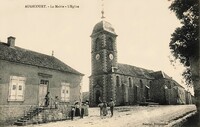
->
[109,54,113,60]
[95,54,100,60]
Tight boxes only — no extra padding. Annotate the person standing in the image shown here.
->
[70,106,75,120]
[54,96,59,109]
[109,98,115,117]
[102,101,108,116]
[75,102,80,117]
[45,92,50,107]
[80,102,85,118]
[98,101,104,118]
[84,100,89,116]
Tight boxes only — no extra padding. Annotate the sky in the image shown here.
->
[0,0,191,92]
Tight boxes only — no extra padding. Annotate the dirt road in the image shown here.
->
[11,105,196,127]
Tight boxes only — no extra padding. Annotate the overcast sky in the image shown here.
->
[0,0,191,92]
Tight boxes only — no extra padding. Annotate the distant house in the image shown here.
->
[0,36,84,124]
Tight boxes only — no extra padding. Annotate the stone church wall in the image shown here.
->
[114,74,152,105]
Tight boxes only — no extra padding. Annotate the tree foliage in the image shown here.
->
[169,0,199,85]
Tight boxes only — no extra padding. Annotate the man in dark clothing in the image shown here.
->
[80,102,85,118]
[109,98,115,117]
[45,92,50,107]
[71,106,75,120]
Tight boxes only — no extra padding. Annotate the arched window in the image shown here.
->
[149,81,152,88]
[97,79,101,86]
[168,81,171,89]
[116,76,120,87]
[140,80,143,88]
[95,38,101,51]
[129,78,132,87]
[107,38,113,51]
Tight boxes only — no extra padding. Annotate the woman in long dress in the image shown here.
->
[75,102,80,116]
[84,101,89,116]
[102,101,107,116]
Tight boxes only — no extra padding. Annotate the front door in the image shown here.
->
[95,90,101,104]
[38,80,49,106]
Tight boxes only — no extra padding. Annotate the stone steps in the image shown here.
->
[14,107,44,126]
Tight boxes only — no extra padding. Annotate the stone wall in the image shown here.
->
[0,105,34,126]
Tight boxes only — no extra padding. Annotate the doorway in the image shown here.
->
[38,80,49,106]
[95,90,101,105]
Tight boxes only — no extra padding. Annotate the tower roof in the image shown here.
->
[92,20,116,36]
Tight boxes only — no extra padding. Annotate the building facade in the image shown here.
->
[0,37,84,124]
[89,20,192,106]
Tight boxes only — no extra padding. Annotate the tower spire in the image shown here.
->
[101,0,105,19]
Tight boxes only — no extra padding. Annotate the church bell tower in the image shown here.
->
[89,9,118,106]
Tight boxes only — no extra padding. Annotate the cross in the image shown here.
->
[101,0,105,19]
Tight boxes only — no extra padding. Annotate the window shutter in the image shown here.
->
[8,76,26,101]
[61,82,70,102]
[16,77,26,101]
[65,83,70,101]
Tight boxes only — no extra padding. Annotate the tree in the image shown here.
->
[169,0,199,122]
[169,0,199,88]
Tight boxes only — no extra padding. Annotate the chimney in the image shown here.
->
[7,36,16,47]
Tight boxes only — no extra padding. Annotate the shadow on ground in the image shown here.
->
[182,113,200,127]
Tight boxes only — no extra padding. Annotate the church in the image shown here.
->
[89,18,192,106]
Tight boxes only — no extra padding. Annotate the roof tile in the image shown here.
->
[0,42,83,75]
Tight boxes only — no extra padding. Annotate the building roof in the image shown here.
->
[92,20,116,35]
[0,42,84,75]
[150,71,172,79]
[150,71,185,89]
[116,63,155,79]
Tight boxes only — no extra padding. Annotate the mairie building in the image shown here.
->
[89,19,193,106]
[0,37,84,125]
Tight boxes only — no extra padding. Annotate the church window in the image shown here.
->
[8,76,26,101]
[61,82,70,102]
[95,38,101,51]
[168,81,171,89]
[116,76,120,87]
[129,78,132,87]
[97,79,101,86]
[107,38,113,51]
[140,80,143,88]
[149,81,152,87]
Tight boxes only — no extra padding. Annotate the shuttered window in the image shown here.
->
[61,82,70,102]
[8,76,26,101]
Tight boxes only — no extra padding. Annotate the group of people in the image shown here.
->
[44,92,59,109]
[70,101,89,120]
[44,92,115,120]
[98,98,115,118]
[44,92,90,121]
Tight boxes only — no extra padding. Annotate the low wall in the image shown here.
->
[0,105,35,126]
